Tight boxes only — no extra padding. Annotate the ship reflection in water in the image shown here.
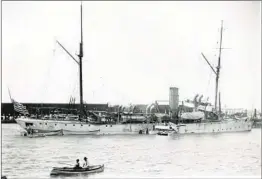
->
[2,124,261,178]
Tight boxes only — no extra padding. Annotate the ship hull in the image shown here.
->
[15,117,154,135]
[169,119,253,134]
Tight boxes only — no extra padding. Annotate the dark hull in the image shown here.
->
[50,164,104,175]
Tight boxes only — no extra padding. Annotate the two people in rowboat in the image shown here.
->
[74,157,89,169]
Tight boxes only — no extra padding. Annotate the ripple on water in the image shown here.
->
[2,124,261,178]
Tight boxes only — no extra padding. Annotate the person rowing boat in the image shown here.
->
[83,157,89,168]
[74,159,82,169]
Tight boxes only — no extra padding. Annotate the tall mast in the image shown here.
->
[215,20,223,114]
[78,2,84,118]
[219,92,221,115]
[55,2,84,119]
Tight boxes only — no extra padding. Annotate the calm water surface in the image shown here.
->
[1,124,261,178]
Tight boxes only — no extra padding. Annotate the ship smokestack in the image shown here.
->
[169,87,179,113]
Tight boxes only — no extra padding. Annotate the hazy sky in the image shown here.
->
[2,1,261,110]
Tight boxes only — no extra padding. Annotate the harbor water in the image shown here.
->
[2,124,261,178]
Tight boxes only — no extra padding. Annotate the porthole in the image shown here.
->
[213,129,214,132]
[45,123,47,125]
[110,125,112,127]
[81,124,83,126]
[73,124,75,126]
[55,124,57,126]
[106,125,107,127]
[39,123,42,125]
[89,124,90,126]
[65,124,67,126]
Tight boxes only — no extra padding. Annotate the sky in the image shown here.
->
[1,1,261,110]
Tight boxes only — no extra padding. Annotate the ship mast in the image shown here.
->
[215,20,223,115]
[78,2,84,118]
[56,2,85,119]
[201,20,224,116]
[219,92,221,115]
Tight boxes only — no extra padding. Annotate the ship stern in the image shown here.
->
[15,117,34,130]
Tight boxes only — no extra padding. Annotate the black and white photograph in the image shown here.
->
[1,1,261,178]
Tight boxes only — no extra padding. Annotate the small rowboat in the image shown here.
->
[42,130,64,136]
[50,164,104,176]
[157,131,169,136]
[28,133,46,138]
[21,130,63,138]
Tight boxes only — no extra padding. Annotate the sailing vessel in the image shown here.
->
[157,21,253,134]
[15,3,154,135]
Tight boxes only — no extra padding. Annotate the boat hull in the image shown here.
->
[157,131,169,136]
[50,164,104,175]
[28,133,46,138]
[21,130,63,137]
[15,117,155,135]
[169,119,253,135]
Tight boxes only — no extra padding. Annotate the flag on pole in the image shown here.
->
[11,99,29,115]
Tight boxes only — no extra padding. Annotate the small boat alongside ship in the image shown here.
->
[27,133,46,138]
[21,129,63,138]
[50,164,104,176]
[155,125,176,136]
